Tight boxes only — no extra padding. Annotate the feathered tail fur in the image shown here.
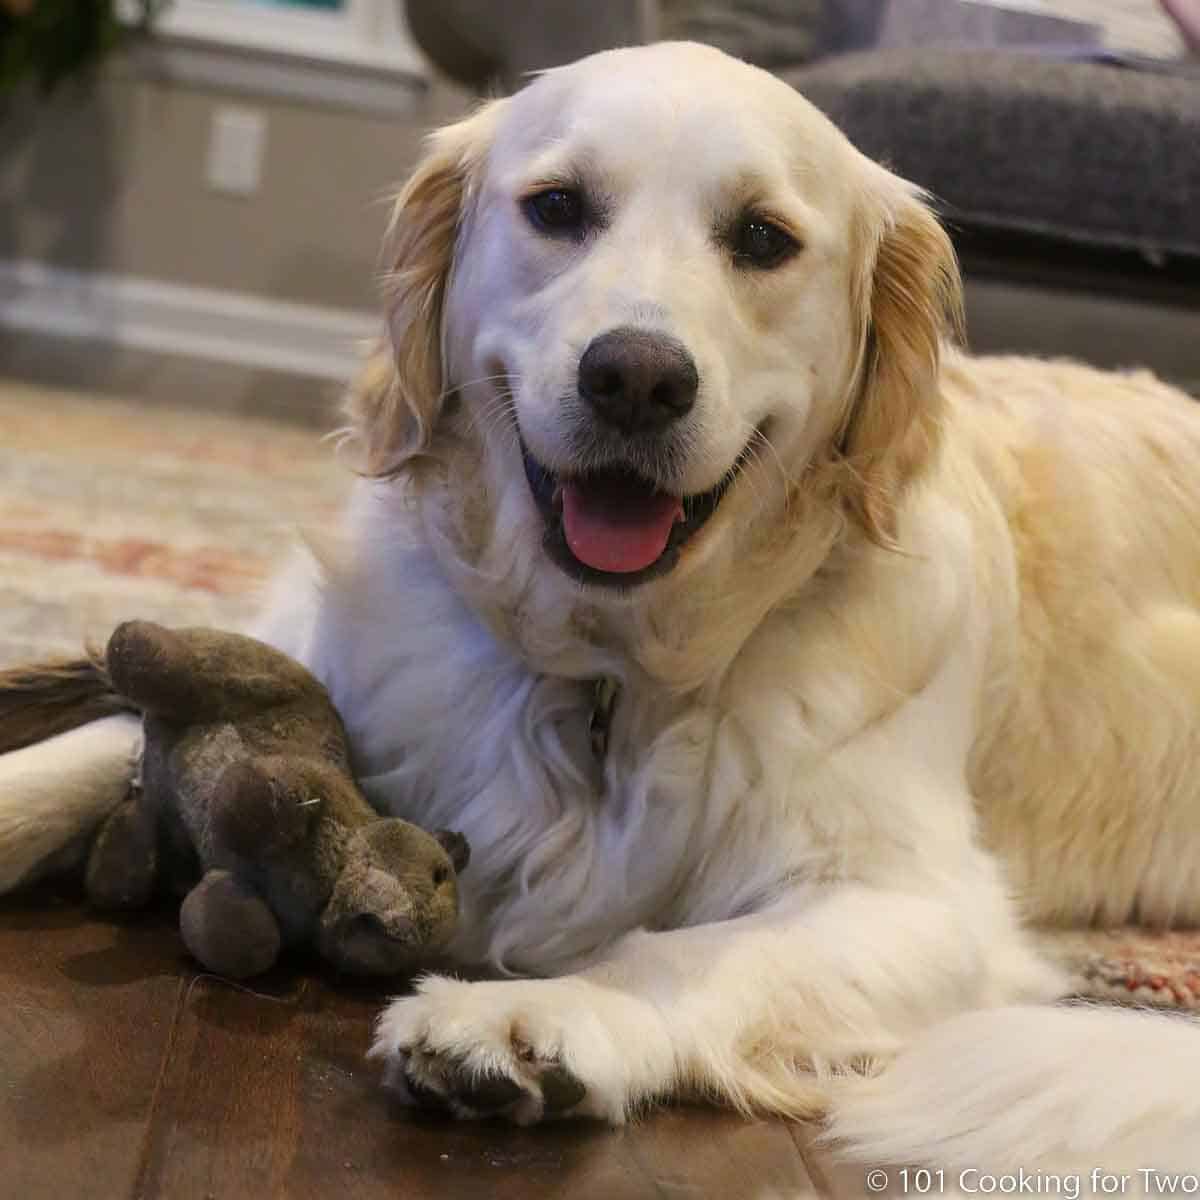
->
[0,651,130,755]
[829,1003,1200,1188]
[0,654,140,892]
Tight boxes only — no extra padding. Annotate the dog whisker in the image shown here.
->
[462,392,520,444]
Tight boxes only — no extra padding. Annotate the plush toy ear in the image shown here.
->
[210,759,311,858]
[433,829,470,874]
[345,99,507,477]
[840,178,963,544]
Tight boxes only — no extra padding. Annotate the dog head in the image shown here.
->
[350,42,961,601]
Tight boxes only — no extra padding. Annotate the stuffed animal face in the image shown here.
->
[315,820,468,975]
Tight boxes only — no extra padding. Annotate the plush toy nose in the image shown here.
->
[347,911,416,944]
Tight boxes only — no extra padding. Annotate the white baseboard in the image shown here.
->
[116,0,428,117]
[0,260,381,383]
[128,42,426,119]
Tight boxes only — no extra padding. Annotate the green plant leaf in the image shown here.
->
[1,0,162,97]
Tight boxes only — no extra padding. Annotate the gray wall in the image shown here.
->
[0,61,472,313]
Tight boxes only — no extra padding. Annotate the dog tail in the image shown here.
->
[0,655,140,893]
[828,1004,1200,1181]
[0,652,131,755]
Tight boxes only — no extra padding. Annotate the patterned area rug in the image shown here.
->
[0,379,348,667]
[1038,928,1200,1010]
[2,377,1199,1008]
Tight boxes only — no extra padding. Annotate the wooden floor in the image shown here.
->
[0,884,878,1200]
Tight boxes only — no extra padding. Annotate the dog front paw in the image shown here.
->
[369,975,640,1124]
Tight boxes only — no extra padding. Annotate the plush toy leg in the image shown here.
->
[106,620,316,721]
[179,870,281,979]
[105,621,207,720]
[85,785,158,909]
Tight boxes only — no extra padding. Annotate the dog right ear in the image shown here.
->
[345,100,507,477]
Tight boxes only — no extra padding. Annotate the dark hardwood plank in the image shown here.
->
[2,890,848,1200]
[137,968,820,1200]
[791,1122,893,1199]
[622,1106,823,1198]
[0,887,186,1200]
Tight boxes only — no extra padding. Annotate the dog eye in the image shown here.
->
[730,215,800,269]
[524,188,585,236]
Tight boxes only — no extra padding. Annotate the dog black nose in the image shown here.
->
[578,328,699,434]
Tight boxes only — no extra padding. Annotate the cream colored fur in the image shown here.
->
[0,715,141,892]
[2,41,1198,1181]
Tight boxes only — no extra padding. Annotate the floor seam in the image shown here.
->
[128,972,190,1200]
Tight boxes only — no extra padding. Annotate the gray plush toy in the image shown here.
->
[84,620,468,980]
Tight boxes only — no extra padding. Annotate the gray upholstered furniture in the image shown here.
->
[794,49,1200,262]
[403,0,1200,388]
[403,0,654,93]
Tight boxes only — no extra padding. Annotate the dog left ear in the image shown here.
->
[344,100,506,477]
[840,181,964,544]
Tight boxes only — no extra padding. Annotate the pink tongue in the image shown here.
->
[561,479,683,574]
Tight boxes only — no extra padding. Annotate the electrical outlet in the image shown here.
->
[205,106,268,197]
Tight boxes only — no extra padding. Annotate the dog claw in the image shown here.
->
[406,1075,452,1112]
[540,1063,586,1114]
[382,1053,450,1112]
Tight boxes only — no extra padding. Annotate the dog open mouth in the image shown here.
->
[521,444,734,587]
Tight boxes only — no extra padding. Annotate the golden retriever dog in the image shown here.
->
[2,42,1199,1177]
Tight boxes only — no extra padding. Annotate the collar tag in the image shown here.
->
[589,677,620,763]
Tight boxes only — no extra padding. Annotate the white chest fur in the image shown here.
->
[253,481,982,974]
